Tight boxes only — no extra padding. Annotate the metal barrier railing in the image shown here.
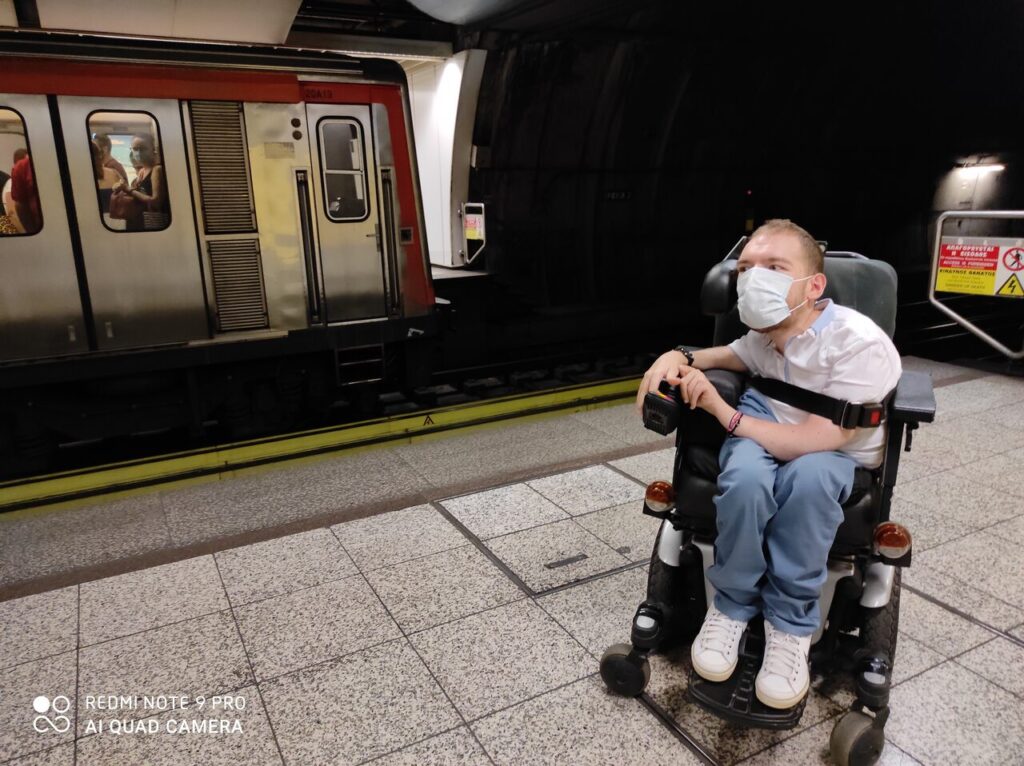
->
[929,210,1024,360]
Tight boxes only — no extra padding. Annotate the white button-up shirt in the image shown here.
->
[728,299,902,468]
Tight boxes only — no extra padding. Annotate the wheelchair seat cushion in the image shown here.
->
[675,445,877,555]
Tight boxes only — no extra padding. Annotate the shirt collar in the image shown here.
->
[808,298,835,336]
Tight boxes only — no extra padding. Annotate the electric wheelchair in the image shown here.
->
[599,239,936,766]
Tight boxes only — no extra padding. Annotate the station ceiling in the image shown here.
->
[6,0,655,45]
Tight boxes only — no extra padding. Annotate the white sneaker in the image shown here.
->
[690,604,747,682]
[755,620,812,709]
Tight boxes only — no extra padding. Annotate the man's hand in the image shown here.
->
[669,367,728,417]
[636,350,688,410]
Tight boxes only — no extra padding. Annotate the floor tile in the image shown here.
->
[955,636,1024,698]
[5,743,75,765]
[570,402,675,447]
[887,496,965,551]
[75,684,280,765]
[886,661,1024,765]
[484,519,629,593]
[0,651,76,762]
[914,531,1024,609]
[988,513,1024,546]
[902,563,1024,630]
[947,453,1024,499]
[331,504,467,572]
[366,545,524,633]
[0,495,171,587]
[367,727,491,765]
[575,502,660,561]
[472,675,699,765]
[215,528,357,606]
[0,587,77,670]
[261,638,460,765]
[162,449,427,547]
[891,633,946,686]
[897,591,994,657]
[77,610,251,734]
[394,417,626,488]
[536,566,647,657]
[899,356,972,382]
[79,555,228,645]
[895,470,1022,528]
[234,573,400,680]
[609,448,676,485]
[526,465,644,516]
[738,716,923,766]
[645,644,844,764]
[441,484,568,540]
[408,600,593,720]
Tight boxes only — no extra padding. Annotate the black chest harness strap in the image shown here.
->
[748,376,894,429]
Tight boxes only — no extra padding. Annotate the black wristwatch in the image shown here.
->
[674,346,695,366]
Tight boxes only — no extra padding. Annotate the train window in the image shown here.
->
[86,111,171,233]
[318,119,368,222]
[0,107,42,236]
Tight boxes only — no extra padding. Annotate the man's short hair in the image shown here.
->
[13,148,27,163]
[748,219,824,275]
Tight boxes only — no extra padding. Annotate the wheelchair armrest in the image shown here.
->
[675,368,749,447]
[891,370,936,424]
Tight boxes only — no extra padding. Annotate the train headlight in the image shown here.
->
[873,522,912,559]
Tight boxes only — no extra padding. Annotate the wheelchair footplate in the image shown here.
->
[687,629,807,730]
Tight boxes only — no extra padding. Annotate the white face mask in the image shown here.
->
[736,266,812,330]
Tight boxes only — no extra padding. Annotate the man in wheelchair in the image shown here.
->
[638,219,902,710]
[602,220,935,764]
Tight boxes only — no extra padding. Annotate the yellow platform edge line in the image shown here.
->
[0,377,642,511]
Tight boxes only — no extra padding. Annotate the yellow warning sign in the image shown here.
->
[996,273,1024,298]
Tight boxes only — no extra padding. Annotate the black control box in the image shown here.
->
[642,382,682,435]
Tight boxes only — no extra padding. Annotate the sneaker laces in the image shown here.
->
[699,610,743,653]
[762,628,806,682]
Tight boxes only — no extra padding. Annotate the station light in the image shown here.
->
[957,163,1005,178]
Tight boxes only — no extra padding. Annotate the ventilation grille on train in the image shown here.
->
[190,101,256,234]
[208,240,269,332]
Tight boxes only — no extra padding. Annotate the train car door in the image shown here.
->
[56,97,208,350]
[305,104,387,322]
[0,93,88,360]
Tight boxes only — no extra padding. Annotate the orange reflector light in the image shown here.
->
[645,481,676,513]
[873,522,912,559]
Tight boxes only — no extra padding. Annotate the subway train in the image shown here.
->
[0,30,438,476]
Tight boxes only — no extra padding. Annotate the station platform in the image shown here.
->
[1,356,1022,765]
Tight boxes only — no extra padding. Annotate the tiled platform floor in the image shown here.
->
[1,357,1023,765]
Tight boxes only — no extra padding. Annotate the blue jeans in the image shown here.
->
[708,388,856,636]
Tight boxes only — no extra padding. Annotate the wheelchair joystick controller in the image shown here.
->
[642,381,682,435]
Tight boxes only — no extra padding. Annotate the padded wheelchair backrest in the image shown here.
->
[701,237,898,347]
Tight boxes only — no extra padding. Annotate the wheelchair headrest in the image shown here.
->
[702,236,898,346]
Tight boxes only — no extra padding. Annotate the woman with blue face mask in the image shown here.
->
[111,133,168,231]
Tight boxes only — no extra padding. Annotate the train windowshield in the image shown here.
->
[317,118,369,222]
[0,107,42,236]
[87,111,171,233]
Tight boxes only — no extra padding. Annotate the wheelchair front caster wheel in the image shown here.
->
[600,643,650,697]
[830,710,885,766]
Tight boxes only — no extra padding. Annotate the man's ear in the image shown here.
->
[810,272,827,300]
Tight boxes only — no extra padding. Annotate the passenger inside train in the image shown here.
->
[88,113,169,232]
[0,107,40,236]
